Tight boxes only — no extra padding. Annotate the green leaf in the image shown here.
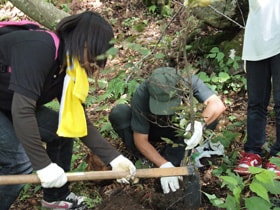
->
[115,98,129,104]
[245,196,271,210]
[185,45,192,50]
[220,175,243,193]
[233,61,239,70]
[106,47,118,57]
[218,72,230,83]
[211,75,219,83]
[139,48,150,56]
[264,179,280,194]
[249,166,265,174]
[127,43,141,50]
[232,186,242,203]
[127,80,139,97]
[96,78,108,89]
[216,52,224,62]
[161,137,174,144]
[221,176,238,186]
[223,194,239,210]
[154,53,165,59]
[45,100,60,111]
[207,53,216,58]
[203,192,225,207]
[249,180,269,202]
[255,169,275,184]
[270,156,280,168]
[100,122,113,133]
[197,72,210,82]
[210,47,219,53]
[148,5,157,13]
[133,22,147,32]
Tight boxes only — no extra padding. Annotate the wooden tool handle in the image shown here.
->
[0,166,192,185]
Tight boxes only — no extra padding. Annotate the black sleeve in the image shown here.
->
[80,116,120,165]
[11,92,51,170]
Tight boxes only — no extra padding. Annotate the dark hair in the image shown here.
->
[56,11,114,68]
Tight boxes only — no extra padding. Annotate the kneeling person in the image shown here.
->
[109,67,226,194]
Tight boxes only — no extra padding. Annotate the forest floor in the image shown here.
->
[1,0,277,210]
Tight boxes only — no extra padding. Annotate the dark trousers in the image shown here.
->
[109,104,185,166]
[245,53,280,156]
[0,106,73,209]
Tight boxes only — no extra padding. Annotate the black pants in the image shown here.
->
[109,104,185,166]
[245,54,280,156]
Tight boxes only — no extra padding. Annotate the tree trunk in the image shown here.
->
[9,0,69,29]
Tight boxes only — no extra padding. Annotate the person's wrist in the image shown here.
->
[160,162,174,168]
[205,119,219,130]
[37,163,56,175]
[36,163,67,188]
[109,154,123,167]
[199,119,206,131]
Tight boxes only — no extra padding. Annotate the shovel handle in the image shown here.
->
[0,166,193,185]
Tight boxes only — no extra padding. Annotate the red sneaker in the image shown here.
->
[234,152,262,175]
[266,157,280,176]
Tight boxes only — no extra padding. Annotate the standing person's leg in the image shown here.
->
[270,53,280,156]
[35,106,85,208]
[109,104,141,156]
[245,59,271,155]
[0,111,32,210]
[235,59,271,174]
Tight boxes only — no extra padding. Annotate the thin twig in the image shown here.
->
[125,5,185,82]
[208,4,245,29]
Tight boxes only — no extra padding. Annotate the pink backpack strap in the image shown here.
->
[0,20,60,60]
[0,20,40,28]
[45,31,60,60]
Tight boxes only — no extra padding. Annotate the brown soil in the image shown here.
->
[1,0,277,210]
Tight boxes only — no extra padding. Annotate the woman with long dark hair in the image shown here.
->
[0,11,135,210]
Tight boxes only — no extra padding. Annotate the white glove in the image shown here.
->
[184,121,203,150]
[110,155,136,184]
[160,162,180,194]
[37,163,67,188]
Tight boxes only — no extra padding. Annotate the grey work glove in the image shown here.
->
[37,163,67,188]
[110,155,136,184]
[160,162,181,194]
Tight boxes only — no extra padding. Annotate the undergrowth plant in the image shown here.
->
[185,42,280,209]
[197,47,246,96]
[192,116,280,210]
[205,165,280,210]
[201,47,280,209]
